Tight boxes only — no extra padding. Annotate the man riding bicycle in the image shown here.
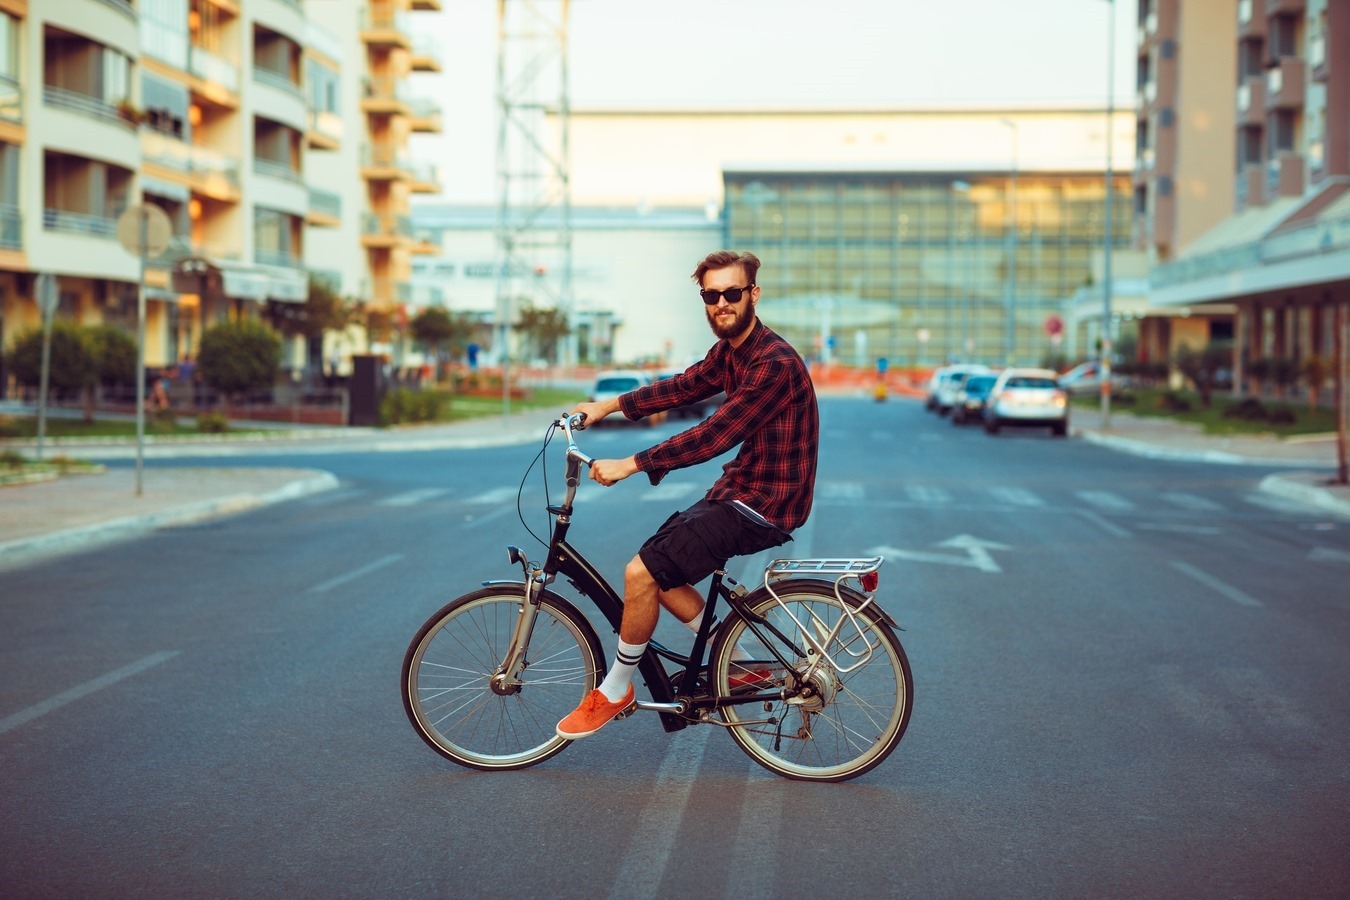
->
[557,250,820,739]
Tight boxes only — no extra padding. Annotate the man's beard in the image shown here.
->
[705,301,754,340]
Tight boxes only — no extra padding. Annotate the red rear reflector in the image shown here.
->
[861,571,879,592]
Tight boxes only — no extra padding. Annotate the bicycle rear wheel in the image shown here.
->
[402,585,603,771]
[711,581,912,782]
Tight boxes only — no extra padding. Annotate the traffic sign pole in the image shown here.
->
[117,203,171,498]
[34,274,56,462]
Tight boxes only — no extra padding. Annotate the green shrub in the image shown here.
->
[1157,391,1192,412]
[196,412,230,433]
[2,449,25,469]
[197,319,282,402]
[1223,398,1268,420]
[379,388,448,425]
[147,408,178,434]
[1266,407,1296,425]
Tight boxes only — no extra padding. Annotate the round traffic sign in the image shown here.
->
[117,204,173,258]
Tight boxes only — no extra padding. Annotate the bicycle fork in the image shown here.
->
[491,551,548,695]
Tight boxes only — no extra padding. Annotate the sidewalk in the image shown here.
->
[1,400,1347,568]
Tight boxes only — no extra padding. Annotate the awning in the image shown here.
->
[172,257,307,303]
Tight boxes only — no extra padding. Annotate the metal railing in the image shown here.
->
[308,187,342,219]
[253,66,304,99]
[253,157,303,183]
[43,85,135,130]
[43,208,119,239]
[0,203,21,249]
[188,45,240,92]
[0,74,21,123]
[255,248,304,269]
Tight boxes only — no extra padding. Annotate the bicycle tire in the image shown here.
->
[402,585,604,771]
[710,580,912,782]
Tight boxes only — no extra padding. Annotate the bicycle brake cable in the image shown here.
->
[515,421,556,549]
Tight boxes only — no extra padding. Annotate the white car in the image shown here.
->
[983,367,1068,437]
[933,365,993,415]
[588,370,665,426]
[1058,360,1130,397]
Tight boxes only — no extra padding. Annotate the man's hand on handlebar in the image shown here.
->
[589,456,639,487]
[569,398,619,428]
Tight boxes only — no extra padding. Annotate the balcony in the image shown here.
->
[1264,57,1305,110]
[409,161,442,194]
[361,211,412,249]
[188,45,241,99]
[1265,0,1305,14]
[43,208,119,239]
[1236,76,1266,126]
[255,247,304,269]
[409,97,442,133]
[370,277,413,305]
[253,66,304,101]
[360,4,412,49]
[411,36,443,72]
[1238,162,1266,209]
[43,85,136,131]
[253,156,303,184]
[1237,0,1266,38]
[1266,151,1305,198]
[360,143,413,182]
[0,203,21,250]
[307,109,343,150]
[307,188,341,227]
[97,0,137,20]
[361,76,412,117]
[0,75,21,124]
[140,130,243,202]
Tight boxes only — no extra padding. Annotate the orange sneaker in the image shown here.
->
[727,668,774,690]
[556,685,636,739]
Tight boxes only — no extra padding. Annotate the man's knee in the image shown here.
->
[625,554,656,592]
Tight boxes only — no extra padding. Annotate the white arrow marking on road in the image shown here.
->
[868,535,1010,574]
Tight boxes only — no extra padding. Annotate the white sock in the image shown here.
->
[598,639,645,702]
[680,608,752,662]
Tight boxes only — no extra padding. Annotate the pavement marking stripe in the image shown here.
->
[310,553,405,594]
[0,651,180,735]
[1160,491,1225,512]
[906,485,952,504]
[641,482,699,502]
[1077,509,1132,539]
[989,486,1045,507]
[1169,560,1264,608]
[377,488,451,507]
[606,727,713,900]
[1076,489,1135,511]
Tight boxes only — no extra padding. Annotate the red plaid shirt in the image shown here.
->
[620,320,819,531]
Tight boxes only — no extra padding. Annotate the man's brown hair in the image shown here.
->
[691,250,761,288]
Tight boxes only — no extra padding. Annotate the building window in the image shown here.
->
[142,72,189,139]
[141,0,190,70]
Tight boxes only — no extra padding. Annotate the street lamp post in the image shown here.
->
[949,180,970,364]
[1101,0,1117,428]
[999,119,1019,366]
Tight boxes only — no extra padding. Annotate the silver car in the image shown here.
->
[983,367,1068,437]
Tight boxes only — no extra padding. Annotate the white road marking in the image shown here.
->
[310,553,405,594]
[868,535,1008,574]
[605,727,713,900]
[1136,523,1224,535]
[377,488,451,507]
[1309,546,1350,565]
[906,485,952,504]
[817,482,865,502]
[0,651,180,735]
[989,486,1045,507]
[466,486,520,505]
[1160,492,1225,512]
[1076,490,1135,512]
[1169,560,1263,608]
[1077,510,1133,538]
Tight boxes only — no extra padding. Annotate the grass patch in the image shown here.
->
[443,387,585,422]
[1073,387,1336,437]
[0,414,264,439]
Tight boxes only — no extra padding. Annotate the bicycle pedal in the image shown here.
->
[613,700,639,720]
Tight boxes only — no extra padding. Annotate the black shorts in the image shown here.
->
[638,498,792,591]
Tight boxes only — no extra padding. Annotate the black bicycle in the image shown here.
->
[402,413,913,782]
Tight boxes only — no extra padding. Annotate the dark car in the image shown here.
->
[950,373,998,425]
[655,371,726,420]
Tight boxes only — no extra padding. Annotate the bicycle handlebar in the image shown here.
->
[557,413,594,469]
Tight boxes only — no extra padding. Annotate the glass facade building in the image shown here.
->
[724,170,1132,369]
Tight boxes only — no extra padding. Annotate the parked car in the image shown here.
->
[950,373,998,425]
[654,371,726,420]
[983,367,1068,437]
[588,370,665,426]
[924,367,951,411]
[933,364,993,415]
[1058,360,1130,397]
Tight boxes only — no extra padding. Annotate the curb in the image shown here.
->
[1258,472,1350,519]
[1074,427,1336,469]
[0,471,340,567]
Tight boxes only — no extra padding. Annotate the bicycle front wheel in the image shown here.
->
[711,581,913,782]
[402,586,603,771]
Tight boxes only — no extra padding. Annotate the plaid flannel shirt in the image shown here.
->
[619,320,819,531]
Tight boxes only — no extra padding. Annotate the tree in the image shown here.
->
[263,277,359,378]
[4,319,110,423]
[1301,354,1329,412]
[197,318,282,415]
[411,306,475,375]
[1175,340,1232,408]
[515,303,570,364]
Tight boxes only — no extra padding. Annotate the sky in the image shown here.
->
[412,0,1140,205]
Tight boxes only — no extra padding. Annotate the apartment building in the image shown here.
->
[0,0,441,391]
[1148,0,1349,407]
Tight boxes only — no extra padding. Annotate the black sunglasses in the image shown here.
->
[699,285,754,305]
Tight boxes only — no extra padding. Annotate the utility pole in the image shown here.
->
[495,0,574,417]
[1101,0,1117,429]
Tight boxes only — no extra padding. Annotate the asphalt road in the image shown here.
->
[2,397,1348,897]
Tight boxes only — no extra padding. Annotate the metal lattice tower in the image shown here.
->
[494,0,574,389]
